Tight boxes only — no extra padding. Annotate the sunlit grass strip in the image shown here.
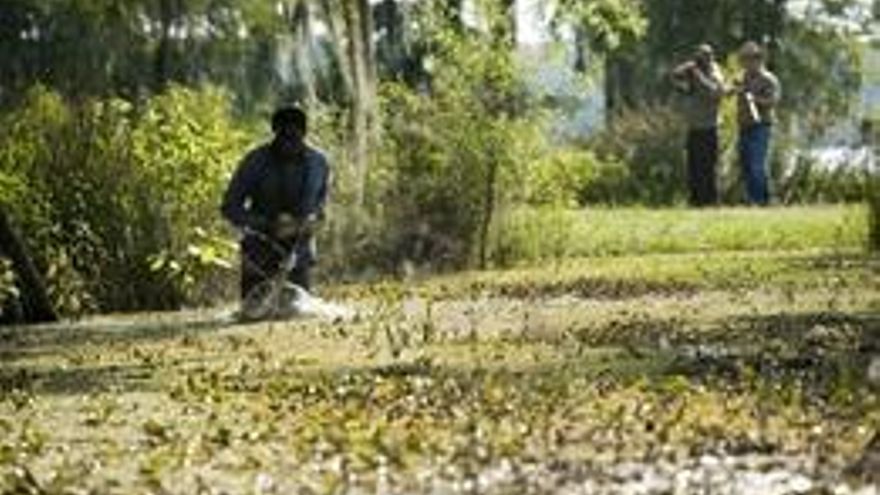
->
[494,205,867,262]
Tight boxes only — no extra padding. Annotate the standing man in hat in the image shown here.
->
[734,41,781,205]
[672,44,727,206]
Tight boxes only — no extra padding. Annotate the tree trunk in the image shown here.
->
[574,26,588,73]
[604,57,618,121]
[0,207,57,324]
[604,54,636,123]
[154,0,175,91]
[376,0,405,78]
[478,155,499,269]
[504,0,517,45]
[292,0,317,105]
[341,0,377,207]
[318,0,354,100]
[359,0,378,92]
[477,0,517,268]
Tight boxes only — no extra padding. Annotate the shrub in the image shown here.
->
[588,104,688,205]
[0,85,249,314]
[526,149,603,207]
[778,150,872,204]
[369,33,547,270]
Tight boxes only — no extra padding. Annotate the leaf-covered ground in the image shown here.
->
[1,215,879,494]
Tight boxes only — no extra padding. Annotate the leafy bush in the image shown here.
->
[525,149,605,207]
[368,32,547,270]
[0,85,248,314]
[588,104,688,205]
[778,151,872,204]
[130,88,246,306]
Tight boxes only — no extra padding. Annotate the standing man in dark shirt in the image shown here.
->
[672,44,727,206]
[222,107,329,300]
[735,41,781,205]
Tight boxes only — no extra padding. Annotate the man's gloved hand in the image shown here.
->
[274,213,301,239]
[300,213,322,236]
[274,213,323,239]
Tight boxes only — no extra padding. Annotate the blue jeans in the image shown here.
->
[738,124,771,205]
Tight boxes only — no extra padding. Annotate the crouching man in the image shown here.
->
[221,106,329,303]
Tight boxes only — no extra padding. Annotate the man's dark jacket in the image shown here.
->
[221,143,329,260]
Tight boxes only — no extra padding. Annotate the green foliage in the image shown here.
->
[0,85,248,313]
[131,88,246,305]
[553,0,647,53]
[588,105,688,205]
[779,153,873,204]
[524,149,606,207]
[369,24,547,268]
[776,21,863,140]
[0,0,286,108]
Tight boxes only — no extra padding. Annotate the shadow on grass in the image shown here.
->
[570,309,878,349]
[0,361,160,395]
[0,311,237,363]
[657,310,879,389]
[485,277,700,301]
[784,251,880,272]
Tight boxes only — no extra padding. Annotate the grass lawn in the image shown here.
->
[1,206,878,494]
[496,204,867,261]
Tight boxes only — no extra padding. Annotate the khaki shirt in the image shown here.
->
[738,68,781,127]
[675,63,726,130]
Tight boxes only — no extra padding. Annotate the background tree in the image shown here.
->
[0,206,56,324]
